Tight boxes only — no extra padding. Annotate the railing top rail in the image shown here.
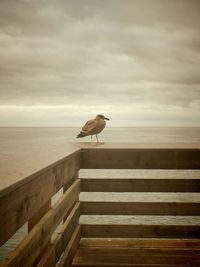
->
[0,145,80,198]
[1,142,200,197]
[79,143,200,170]
[76,142,200,149]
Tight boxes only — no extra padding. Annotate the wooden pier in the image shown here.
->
[0,143,200,266]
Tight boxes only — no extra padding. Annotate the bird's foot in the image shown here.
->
[90,142,97,146]
[96,142,104,145]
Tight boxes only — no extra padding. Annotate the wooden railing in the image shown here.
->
[0,145,200,267]
[0,149,81,267]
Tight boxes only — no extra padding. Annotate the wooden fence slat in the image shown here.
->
[81,224,200,239]
[36,202,80,267]
[0,151,80,246]
[73,263,194,267]
[58,225,81,267]
[78,246,200,255]
[28,201,51,232]
[73,253,200,265]
[64,172,79,193]
[81,148,200,169]
[73,238,200,267]
[2,179,80,267]
[63,172,79,222]
[81,201,200,216]
[81,178,200,192]
[73,263,196,267]
[79,238,200,249]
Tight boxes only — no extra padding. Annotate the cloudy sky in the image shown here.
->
[0,0,200,126]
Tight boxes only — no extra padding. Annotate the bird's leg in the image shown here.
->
[96,134,99,144]
[91,135,93,145]
[96,134,104,145]
[91,135,97,146]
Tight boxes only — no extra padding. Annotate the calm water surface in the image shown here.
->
[1,127,200,145]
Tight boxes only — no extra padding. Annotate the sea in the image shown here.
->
[0,127,200,261]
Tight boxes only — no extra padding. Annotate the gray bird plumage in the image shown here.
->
[77,114,109,143]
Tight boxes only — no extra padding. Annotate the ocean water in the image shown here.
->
[0,127,200,261]
[1,127,200,145]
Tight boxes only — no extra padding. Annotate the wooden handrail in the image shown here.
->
[0,148,81,267]
[0,144,200,267]
[0,150,80,246]
[81,147,200,169]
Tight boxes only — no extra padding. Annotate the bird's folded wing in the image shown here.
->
[82,119,97,133]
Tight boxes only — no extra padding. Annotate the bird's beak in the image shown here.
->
[104,117,110,120]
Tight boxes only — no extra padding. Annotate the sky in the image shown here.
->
[0,0,200,127]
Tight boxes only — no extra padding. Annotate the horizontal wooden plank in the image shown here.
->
[36,202,80,267]
[73,264,198,267]
[81,178,200,192]
[73,263,197,267]
[79,238,200,249]
[73,253,200,265]
[80,192,200,203]
[81,224,200,239]
[2,179,80,267]
[0,150,80,246]
[73,238,200,266]
[81,148,200,169]
[81,202,200,216]
[28,200,51,232]
[80,215,200,227]
[58,225,81,267]
[78,246,200,255]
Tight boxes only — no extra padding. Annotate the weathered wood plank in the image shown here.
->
[73,238,200,267]
[28,201,51,232]
[78,247,200,256]
[58,225,81,267]
[63,172,79,222]
[63,172,79,195]
[36,202,80,267]
[81,148,200,169]
[79,238,200,249]
[81,178,200,192]
[0,150,80,246]
[81,224,200,239]
[81,201,200,216]
[73,253,200,265]
[73,264,200,267]
[2,179,80,267]
[73,264,197,267]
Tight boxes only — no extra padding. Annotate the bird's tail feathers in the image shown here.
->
[76,132,87,138]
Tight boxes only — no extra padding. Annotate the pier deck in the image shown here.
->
[0,143,200,266]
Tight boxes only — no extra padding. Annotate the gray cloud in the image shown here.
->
[0,0,200,126]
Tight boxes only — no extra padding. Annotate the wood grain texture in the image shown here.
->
[73,238,200,267]
[28,201,51,232]
[0,151,80,246]
[81,178,200,192]
[81,201,200,216]
[81,224,200,239]
[79,238,200,249]
[58,225,81,267]
[36,202,80,267]
[2,179,80,267]
[81,148,200,169]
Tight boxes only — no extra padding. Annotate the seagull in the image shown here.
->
[76,114,110,144]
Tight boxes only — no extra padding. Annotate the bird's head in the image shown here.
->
[96,114,110,120]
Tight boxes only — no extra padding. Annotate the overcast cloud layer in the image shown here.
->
[0,0,200,126]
